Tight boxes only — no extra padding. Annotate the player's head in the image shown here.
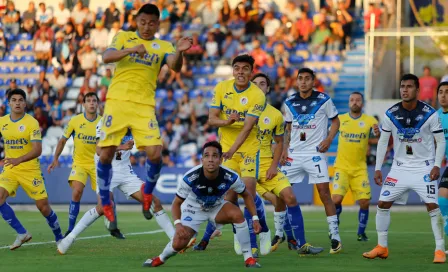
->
[296,68,315,93]
[251,73,271,95]
[437,82,448,109]
[8,89,27,115]
[201,141,223,174]
[349,92,364,114]
[136,4,160,40]
[232,54,255,88]
[399,74,419,103]
[83,92,99,114]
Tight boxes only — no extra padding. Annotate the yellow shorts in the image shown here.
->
[332,168,371,200]
[223,151,259,179]
[68,164,97,191]
[99,99,162,149]
[256,158,290,197]
[0,169,47,200]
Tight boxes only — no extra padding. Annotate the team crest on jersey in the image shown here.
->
[263,117,270,124]
[358,121,365,128]
[423,174,431,182]
[32,178,42,187]
[148,120,158,130]
[333,183,338,189]
[240,97,248,105]
[208,187,213,193]
[301,106,307,112]
[151,42,160,49]
[362,180,368,188]
[18,125,25,132]
[71,170,76,175]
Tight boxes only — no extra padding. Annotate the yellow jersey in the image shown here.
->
[107,31,176,107]
[258,104,285,158]
[210,79,266,152]
[63,113,101,166]
[334,113,378,171]
[0,114,42,171]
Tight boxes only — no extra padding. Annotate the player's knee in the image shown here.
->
[145,146,162,162]
[0,188,8,205]
[36,201,51,215]
[317,188,332,203]
[426,202,439,212]
[172,236,189,251]
[283,192,298,207]
[377,201,392,209]
[95,205,104,215]
[72,188,83,201]
[99,148,115,164]
[332,195,343,205]
[232,211,245,224]
[358,199,370,209]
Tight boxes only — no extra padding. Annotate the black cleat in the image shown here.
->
[357,233,369,242]
[271,235,284,252]
[287,239,298,250]
[110,229,126,239]
[330,239,342,254]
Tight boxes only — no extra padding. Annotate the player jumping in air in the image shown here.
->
[48,92,102,237]
[0,89,63,250]
[97,3,192,222]
[363,74,446,263]
[281,68,342,254]
[143,141,262,268]
[332,92,379,241]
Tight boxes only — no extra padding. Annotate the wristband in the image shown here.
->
[174,219,181,225]
[252,215,259,221]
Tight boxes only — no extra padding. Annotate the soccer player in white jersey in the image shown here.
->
[363,74,446,263]
[57,118,175,255]
[281,67,342,253]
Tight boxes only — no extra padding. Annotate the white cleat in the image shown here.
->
[57,236,75,255]
[259,230,271,255]
[234,234,242,255]
[10,233,32,250]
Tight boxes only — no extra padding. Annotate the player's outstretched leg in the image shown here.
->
[363,205,390,259]
[97,148,114,221]
[427,205,446,263]
[357,199,370,242]
[142,146,163,220]
[66,181,83,237]
[0,200,32,250]
[104,198,125,239]
[36,199,64,244]
[316,183,342,254]
[244,207,260,256]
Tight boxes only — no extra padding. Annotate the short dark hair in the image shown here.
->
[137,3,160,18]
[202,141,223,156]
[83,92,99,103]
[400,74,419,89]
[8,89,26,101]
[251,73,271,88]
[232,54,255,70]
[297,67,315,80]
[437,81,448,91]
[350,91,364,100]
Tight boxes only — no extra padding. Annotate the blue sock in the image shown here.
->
[0,202,26,234]
[97,161,112,205]
[438,197,448,234]
[287,204,307,247]
[244,207,258,249]
[283,208,294,240]
[68,200,80,231]
[254,195,269,232]
[144,159,162,194]
[45,210,63,241]
[201,221,216,243]
[358,208,369,235]
[335,204,342,225]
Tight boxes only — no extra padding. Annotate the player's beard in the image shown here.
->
[350,105,361,113]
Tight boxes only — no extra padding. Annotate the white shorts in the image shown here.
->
[379,167,438,204]
[96,172,142,199]
[281,155,329,184]
[180,201,227,233]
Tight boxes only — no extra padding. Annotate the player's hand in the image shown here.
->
[226,112,239,126]
[374,170,383,186]
[222,149,235,160]
[123,140,134,151]
[318,138,331,153]
[132,44,147,58]
[430,166,440,181]
[373,124,380,137]
[4,157,23,169]
[280,148,288,166]
[252,220,261,234]
[47,159,59,173]
[266,165,278,181]
[176,36,193,52]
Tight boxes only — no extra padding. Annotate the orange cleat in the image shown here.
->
[142,256,164,267]
[245,257,261,268]
[141,183,153,220]
[433,250,446,264]
[363,245,389,259]
[103,203,115,223]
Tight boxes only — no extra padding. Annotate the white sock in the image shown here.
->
[376,207,390,247]
[234,220,252,261]
[159,240,177,262]
[154,210,175,240]
[327,215,341,242]
[69,207,100,239]
[274,211,286,238]
[429,208,445,252]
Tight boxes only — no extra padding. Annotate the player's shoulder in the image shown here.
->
[385,101,401,116]
[338,113,350,121]
[154,38,175,49]
[265,104,282,118]
[417,100,436,114]
[361,113,377,123]
[220,165,240,183]
[217,79,235,90]
[23,113,39,124]
[312,90,331,101]
[182,165,203,186]
[248,82,265,94]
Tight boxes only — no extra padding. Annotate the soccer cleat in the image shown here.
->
[270,235,284,252]
[210,229,222,239]
[357,233,369,242]
[193,240,209,251]
[110,229,126,239]
[141,183,153,220]
[103,203,115,222]
[9,233,32,250]
[297,243,324,255]
[57,236,75,255]
[142,256,164,267]
[179,237,196,254]
[434,250,446,263]
[245,257,261,268]
[64,230,71,238]
[330,239,342,254]
[363,245,389,259]
[259,230,271,255]
[252,248,259,259]
[287,239,298,250]
[234,234,242,255]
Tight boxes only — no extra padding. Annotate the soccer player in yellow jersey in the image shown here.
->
[97,3,192,221]
[332,92,378,242]
[48,92,101,237]
[0,89,63,250]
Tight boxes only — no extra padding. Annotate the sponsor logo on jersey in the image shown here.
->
[397,128,420,139]
[399,137,422,143]
[423,174,431,182]
[77,133,96,144]
[317,93,326,99]
[148,120,158,130]
[384,177,397,187]
[183,216,193,221]
[382,190,390,196]
[310,101,317,107]
[244,157,255,165]
[188,173,199,182]
[292,102,300,107]
[128,52,160,66]
[294,114,315,126]
[2,124,8,131]
[362,180,369,188]
[312,156,321,162]
[224,172,233,181]
[5,138,28,148]
[79,123,86,129]
[33,129,40,137]
[218,183,226,190]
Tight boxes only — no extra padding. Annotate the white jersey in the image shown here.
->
[95,118,134,173]
[177,165,246,211]
[284,91,338,155]
[382,101,443,170]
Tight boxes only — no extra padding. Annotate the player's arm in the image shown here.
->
[208,84,238,127]
[171,195,185,223]
[224,115,258,159]
[267,118,285,180]
[319,99,340,153]
[173,177,191,222]
[102,32,145,63]
[374,114,393,185]
[368,118,380,145]
[281,122,292,165]
[5,141,42,168]
[431,113,446,180]
[48,121,72,173]
[165,37,193,72]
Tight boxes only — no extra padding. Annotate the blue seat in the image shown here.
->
[194,78,208,87]
[46,66,54,73]
[5,55,18,62]
[23,78,36,86]
[26,44,33,51]
[0,66,11,73]
[155,89,167,99]
[0,89,5,98]
[20,55,35,62]
[66,77,73,87]
[4,33,15,41]
[289,55,304,64]
[308,54,323,62]
[39,155,53,165]
[192,66,199,74]
[19,33,32,41]
[320,77,332,87]
[321,66,336,74]
[209,78,221,86]
[30,66,43,73]
[6,78,21,85]
[324,55,341,62]
[13,66,28,73]
[199,66,214,75]
[174,89,184,100]
[295,43,308,50]
[12,44,23,51]
[59,155,73,167]
[189,89,202,99]
[205,90,214,98]
[0,79,4,86]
